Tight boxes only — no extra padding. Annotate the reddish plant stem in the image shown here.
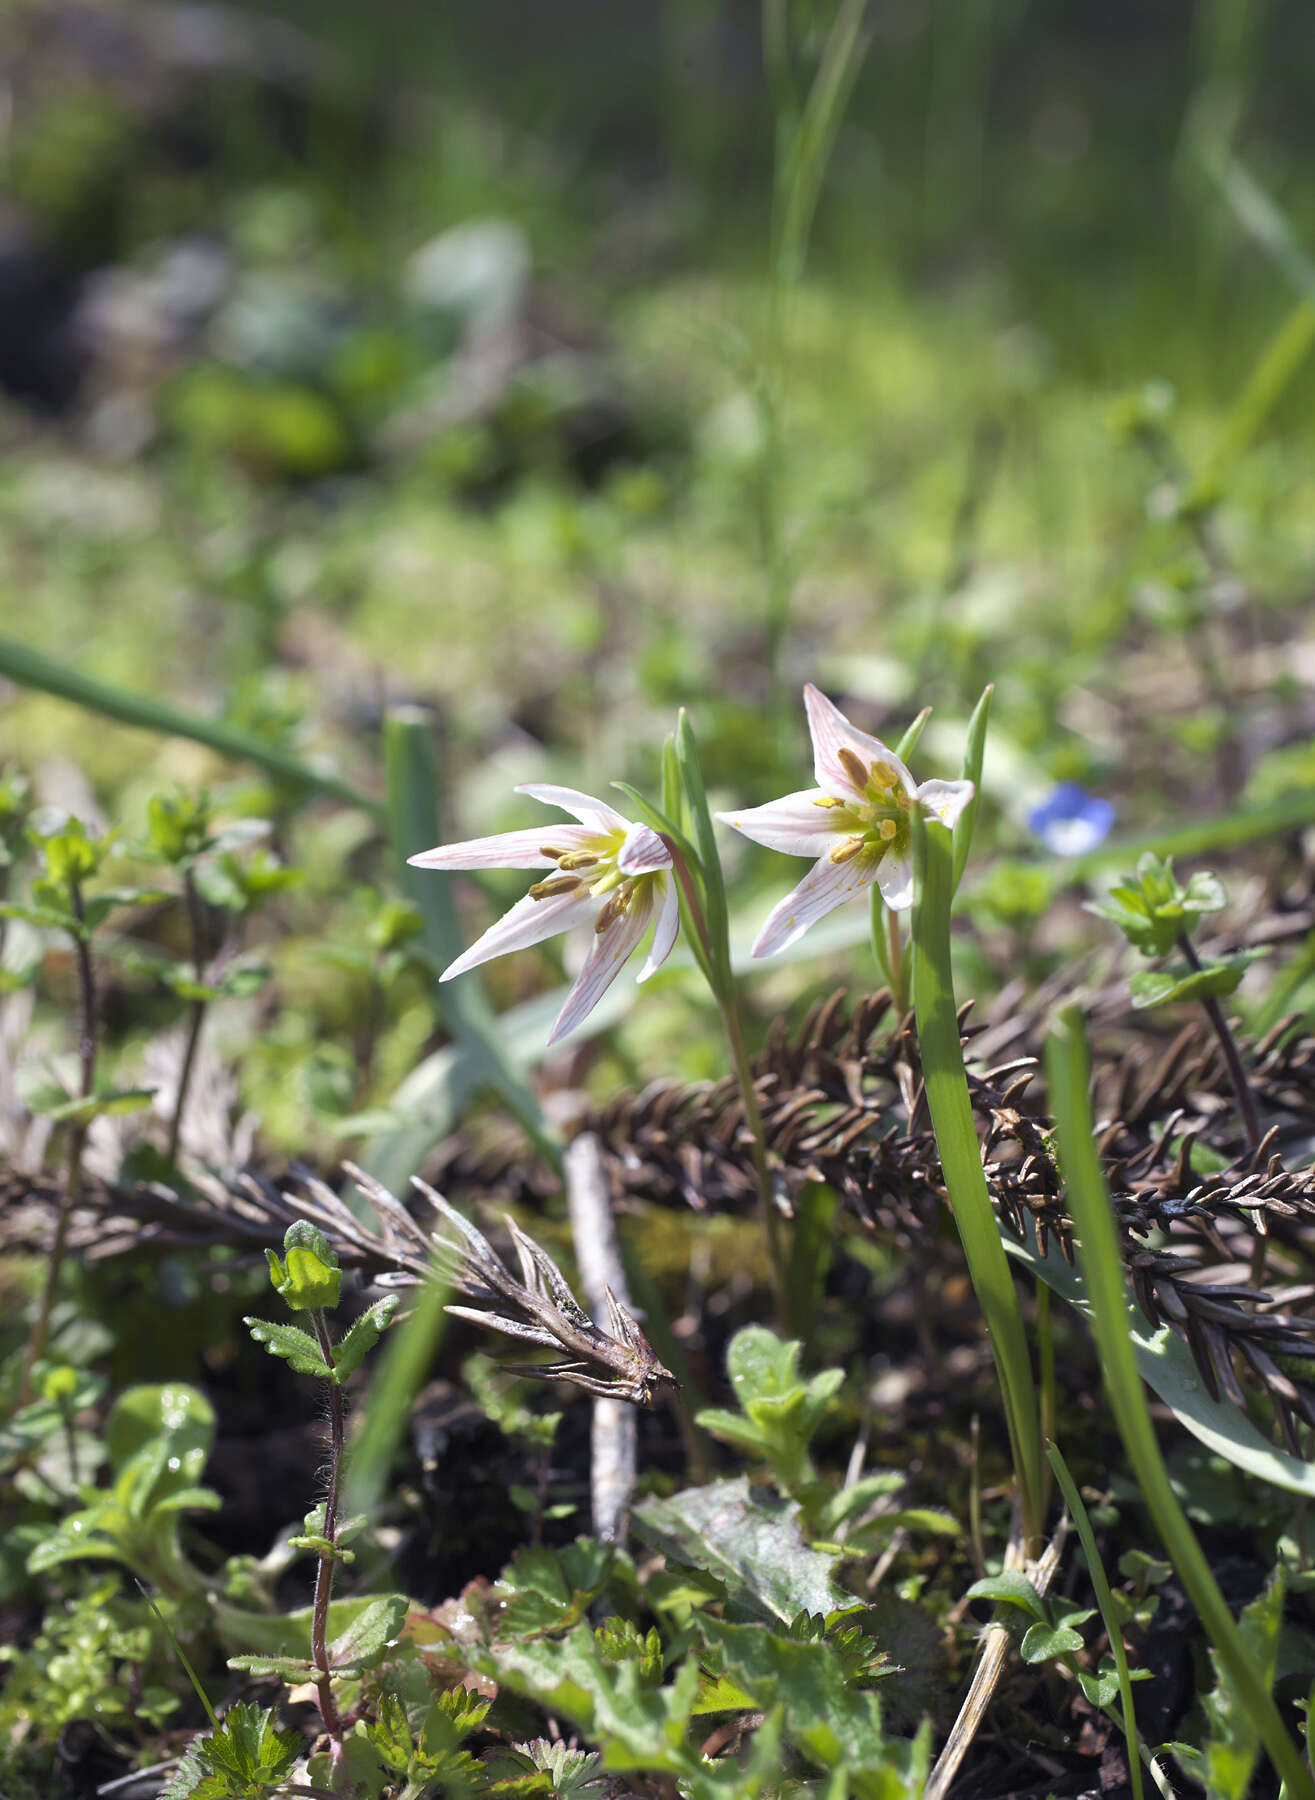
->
[22,884,96,1402]
[167,868,208,1168]
[1176,933,1267,1283]
[309,1309,345,1749]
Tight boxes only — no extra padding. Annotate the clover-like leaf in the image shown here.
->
[963,1571,1049,1622]
[1020,1620,1085,1664]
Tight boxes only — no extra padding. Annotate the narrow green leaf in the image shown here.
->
[0,633,378,815]
[1045,1008,1315,1800]
[912,811,1042,1540]
[674,710,732,986]
[1048,1440,1146,1800]
[43,1086,156,1125]
[952,684,993,892]
[1009,1230,1315,1497]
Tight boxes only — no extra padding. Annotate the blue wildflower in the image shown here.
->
[1028,784,1115,857]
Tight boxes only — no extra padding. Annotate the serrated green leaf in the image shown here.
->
[1129,951,1260,1010]
[634,1476,858,1626]
[328,1592,409,1671]
[496,1538,617,1637]
[693,1615,901,1783]
[226,1653,317,1681]
[243,1317,331,1377]
[265,1228,341,1311]
[331,1295,400,1382]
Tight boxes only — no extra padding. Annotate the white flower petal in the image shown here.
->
[440,887,595,981]
[715,789,844,858]
[637,874,680,981]
[804,684,914,800]
[916,778,975,830]
[617,821,671,875]
[515,783,630,834]
[408,824,592,871]
[875,849,914,911]
[751,851,881,958]
[548,887,654,1043]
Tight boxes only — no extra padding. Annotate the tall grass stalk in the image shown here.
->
[911,809,1042,1546]
[758,0,871,715]
[1046,1005,1315,1800]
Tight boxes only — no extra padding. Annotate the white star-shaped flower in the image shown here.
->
[717,685,974,957]
[408,784,679,1044]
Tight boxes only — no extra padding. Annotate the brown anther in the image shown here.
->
[829,835,867,866]
[595,886,633,933]
[528,875,582,901]
[837,747,870,790]
[538,845,568,860]
[557,850,600,871]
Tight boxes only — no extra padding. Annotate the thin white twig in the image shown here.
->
[564,1132,637,1545]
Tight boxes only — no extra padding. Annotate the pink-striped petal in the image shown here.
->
[440,886,595,981]
[408,823,594,872]
[916,778,975,830]
[751,850,881,958]
[803,684,915,800]
[637,874,680,982]
[715,788,844,857]
[515,783,629,834]
[548,886,655,1044]
[874,849,914,911]
[617,821,671,875]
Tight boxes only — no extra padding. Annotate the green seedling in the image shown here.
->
[239,1221,400,1761]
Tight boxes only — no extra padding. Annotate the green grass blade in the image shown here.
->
[376,707,559,1174]
[952,684,993,893]
[1045,1006,1315,1800]
[1046,1442,1146,1800]
[342,1248,450,1520]
[894,706,932,763]
[912,809,1042,1541]
[0,633,379,816]
[775,0,870,286]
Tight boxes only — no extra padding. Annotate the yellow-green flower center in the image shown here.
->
[528,829,640,909]
[817,754,912,865]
